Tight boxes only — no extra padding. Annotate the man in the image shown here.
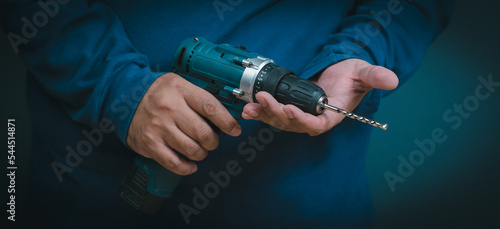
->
[1,0,453,228]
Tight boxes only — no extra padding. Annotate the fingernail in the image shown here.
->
[260,98,268,108]
[230,126,241,136]
[247,109,259,118]
[191,165,198,174]
[284,108,294,119]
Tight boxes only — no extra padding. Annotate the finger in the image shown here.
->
[162,126,208,162]
[174,108,219,151]
[255,92,293,129]
[151,140,198,176]
[242,103,262,119]
[242,103,279,125]
[183,85,241,137]
[357,65,399,90]
[282,103,342,136]
[255,92,287,118]
[242,101,290,130]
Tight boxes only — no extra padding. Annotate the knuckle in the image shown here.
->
[164,158,181,171]
[166,75,185,89]
[148,117,163,129]
[183,142,200,158]
[274,122,287,130]
[157,98,177,112]
[202,99,218,116]
[143,93,159,109]
[141,131,157,147]
[163,158,191,175]
[197,126,213,144]
[269,117,289,130]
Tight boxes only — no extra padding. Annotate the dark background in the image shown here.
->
[1,0,499,228]
[367,0,500,228]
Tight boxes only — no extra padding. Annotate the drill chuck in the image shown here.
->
[238,56,325,115]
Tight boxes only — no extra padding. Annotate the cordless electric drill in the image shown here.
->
[119,37,387,214]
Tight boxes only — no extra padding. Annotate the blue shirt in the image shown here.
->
[1,0,453,228]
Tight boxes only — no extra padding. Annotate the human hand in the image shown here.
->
[241,58,398,136]
[127,73,241,175]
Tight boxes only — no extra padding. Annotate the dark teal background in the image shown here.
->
[1,0,499,228]
[367,0,500,228]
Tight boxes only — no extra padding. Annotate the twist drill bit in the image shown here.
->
[321,103,388,130]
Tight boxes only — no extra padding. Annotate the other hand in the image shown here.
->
[242,58,398,136]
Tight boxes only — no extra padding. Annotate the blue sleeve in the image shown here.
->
[300,0,455,114]
[1,0,160,144]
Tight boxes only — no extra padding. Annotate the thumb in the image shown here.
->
[357,64,399,90]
